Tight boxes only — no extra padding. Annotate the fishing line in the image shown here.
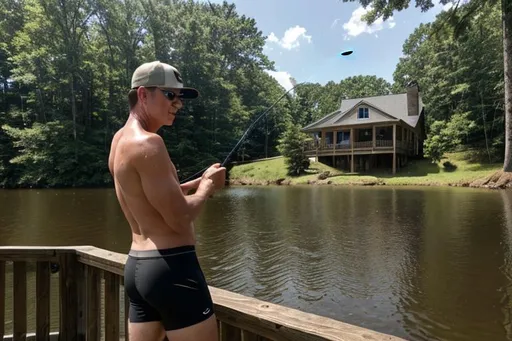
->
[179,4,354,184]
[180,81,304,184]
[179,49,355,184]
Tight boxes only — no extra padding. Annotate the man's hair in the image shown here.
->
[128,87,157,109]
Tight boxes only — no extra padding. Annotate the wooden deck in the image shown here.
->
[0,246,406,341]
[304,140,414,157]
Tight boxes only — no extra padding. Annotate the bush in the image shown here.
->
[442,161,457,171]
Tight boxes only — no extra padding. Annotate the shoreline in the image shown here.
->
[228,172,512,190]
[228,153,512,190]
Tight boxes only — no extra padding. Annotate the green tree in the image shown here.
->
[277,123,311,176]
[0,0,292,187]
[393,3,504,161]
[424,112,477,163]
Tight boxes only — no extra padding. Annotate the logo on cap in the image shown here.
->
[174,70,183,84]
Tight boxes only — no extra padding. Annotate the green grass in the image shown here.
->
[229,151,503,187]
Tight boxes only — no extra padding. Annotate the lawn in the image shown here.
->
[228,151,503,187]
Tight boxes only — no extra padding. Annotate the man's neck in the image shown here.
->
[128,110,159,133]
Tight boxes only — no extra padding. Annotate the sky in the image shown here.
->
[207,0,454,91]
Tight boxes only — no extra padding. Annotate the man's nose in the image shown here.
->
[173,98,183,109]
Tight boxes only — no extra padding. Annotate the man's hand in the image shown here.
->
[200,163,227,193]
[180,177,202,196]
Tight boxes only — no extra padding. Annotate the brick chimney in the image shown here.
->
[407,81,419,116]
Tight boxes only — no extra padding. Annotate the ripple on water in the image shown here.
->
[1,186,510,341]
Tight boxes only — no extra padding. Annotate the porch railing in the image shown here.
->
[305,139,409,151]
[0,246,405,341]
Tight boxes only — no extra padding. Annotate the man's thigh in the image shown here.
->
[129,321,166,341]
[165,314,218,341]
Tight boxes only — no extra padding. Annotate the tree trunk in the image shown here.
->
[503,0,512,172]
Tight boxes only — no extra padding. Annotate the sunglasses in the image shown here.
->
[134,87,182,101]
[159,89,183,101]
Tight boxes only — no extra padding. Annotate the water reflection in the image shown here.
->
[0,186,511,340]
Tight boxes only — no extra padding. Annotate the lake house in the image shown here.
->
[301,82,426,174]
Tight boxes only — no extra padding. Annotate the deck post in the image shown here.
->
[393,124,397,174]
[86,267,101,341]
[36,262,51,341]
[13,262,26,341]
[59,252,85,341]
[332,130,336,166]
[350,128,354,173]
[0,261,4,340]
[372,126,376,148]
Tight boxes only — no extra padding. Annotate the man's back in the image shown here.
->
[115,60,224,341]
[108,120,194,250]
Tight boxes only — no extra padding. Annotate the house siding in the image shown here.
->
[334,105,398,126]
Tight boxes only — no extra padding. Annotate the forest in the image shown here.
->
[0,0,508,188]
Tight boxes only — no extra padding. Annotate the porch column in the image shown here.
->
[350,127,354,173]
[392,124,396,175]
[372,126,376,148]
[415,134,419,155]
[332,130,337,166]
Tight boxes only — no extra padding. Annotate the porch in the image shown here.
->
[304,123,421,174]
[0,246,405,341]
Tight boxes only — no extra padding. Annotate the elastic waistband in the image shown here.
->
[128,245,195,259]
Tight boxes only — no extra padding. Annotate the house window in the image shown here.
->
[358,107,369,119]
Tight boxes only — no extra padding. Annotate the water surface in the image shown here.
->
[1,185,511,341]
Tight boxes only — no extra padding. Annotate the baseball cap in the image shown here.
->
[131,61,199,99]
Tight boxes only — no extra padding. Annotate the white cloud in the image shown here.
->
[342,6,396,39]
[265,70,294,92]
[265,25,312,50]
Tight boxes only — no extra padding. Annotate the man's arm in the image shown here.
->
[132,135,213,232]
[180,178,201,195]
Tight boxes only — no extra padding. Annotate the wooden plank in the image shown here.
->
[0,261,5,341]
[0,247,76,262]
[124,291,129,341]
[75,263,86,341]
[13,262,27,341]
[104,272,120,341]
[36,262,50,341]
[210,286,405,341]
[76,248,126,276]
[59,254,78,341]
[86,267,100,341]
[3,332,59,341]
[220,321,241,341]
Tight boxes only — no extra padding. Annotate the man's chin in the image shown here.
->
[165,115,176,125]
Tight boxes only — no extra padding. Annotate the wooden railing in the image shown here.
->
[0,246,405,341]
[304,140,412,153]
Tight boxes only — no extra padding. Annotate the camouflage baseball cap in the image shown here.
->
[131,61,199,99]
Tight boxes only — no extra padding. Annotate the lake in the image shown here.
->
[1,185,512,341]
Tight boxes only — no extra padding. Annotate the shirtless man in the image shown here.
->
[108,61,225,341]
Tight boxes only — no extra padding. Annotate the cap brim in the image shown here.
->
[179,87,199,99]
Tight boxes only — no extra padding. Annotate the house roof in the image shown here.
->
[302,92,424,132]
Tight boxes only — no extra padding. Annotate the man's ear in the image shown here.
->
[137,86,148,104]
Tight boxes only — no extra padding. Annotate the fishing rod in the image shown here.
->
[179,81,305,184]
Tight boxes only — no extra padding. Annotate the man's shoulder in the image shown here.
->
[130,132,169,165]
